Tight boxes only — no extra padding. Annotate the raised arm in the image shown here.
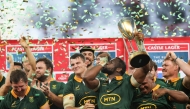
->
[132,59,153,87]
[0,55,14,96]
[83,56,108,90]
[82,65,101,90]
[19,37,36,77]
[167,51,190,89]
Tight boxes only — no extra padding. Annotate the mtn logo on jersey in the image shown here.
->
[137,103,157,109]
[79,96,97,105]
[100,94,121,105]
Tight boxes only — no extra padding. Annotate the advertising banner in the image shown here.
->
[144,38,190,78]
[0,37,190,81]
[6,45,53,69]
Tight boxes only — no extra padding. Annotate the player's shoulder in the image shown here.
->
[51,80,65,84]
[28,87,46,98]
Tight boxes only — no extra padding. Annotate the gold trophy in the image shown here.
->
[118,17,150,68]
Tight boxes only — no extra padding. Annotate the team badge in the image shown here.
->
[52,85,56,89]
[29,96,34,103]
[75,85,80,90]
[117,81,122,85]
[173,82,177,87]
[11,101,16,108]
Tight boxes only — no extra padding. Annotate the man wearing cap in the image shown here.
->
[79,46,95,69]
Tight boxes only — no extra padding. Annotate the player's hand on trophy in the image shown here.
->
[99,57,108,67]
[19,35,29,48]
[134,32,144,41]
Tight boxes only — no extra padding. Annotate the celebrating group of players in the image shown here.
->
[0,33,190,109]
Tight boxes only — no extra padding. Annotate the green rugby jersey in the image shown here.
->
[123,73,130,78]
[48,80,65,109]
[63,75,98,109]
[155,78,167,87]
[162,77,190,109]
[0,86,48,109]
[68,73,75,81]
[31,78,65,109]
[97,75,136,109]
[131,84,173,109]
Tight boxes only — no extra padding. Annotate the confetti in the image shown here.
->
[0,0,189,39]
[0,96,4,100]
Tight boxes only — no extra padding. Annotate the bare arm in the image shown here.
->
[152,88,189,103]
[23,46,36,71]
[132,60,152,86]
[48,92,63,109]
[168,90,189,103]
[166,51,190,89]
[176,58,190,89]
[175,58,190,89]
[19,37,36,72]
[40,84,64,109]
[0,55,14,96]
[82,65,102,90]
[27,69,34,79]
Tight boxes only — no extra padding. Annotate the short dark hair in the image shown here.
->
[14,62,23,69]
[96,52,112,61]
[116,57,126,75]
[152,61,157,71]
[79,46,95,54]
[70,53,85,62]
[36,58,53,74]
[10,69,28,83]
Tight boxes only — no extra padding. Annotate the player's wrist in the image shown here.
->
[164,88,170,94]
[47,91,53,100]
[23,45,29,49]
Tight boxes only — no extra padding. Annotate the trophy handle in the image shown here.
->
[122,37,130,56]
[137,40,146,51]
[134,35,146,51]
[129,40,135,52]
